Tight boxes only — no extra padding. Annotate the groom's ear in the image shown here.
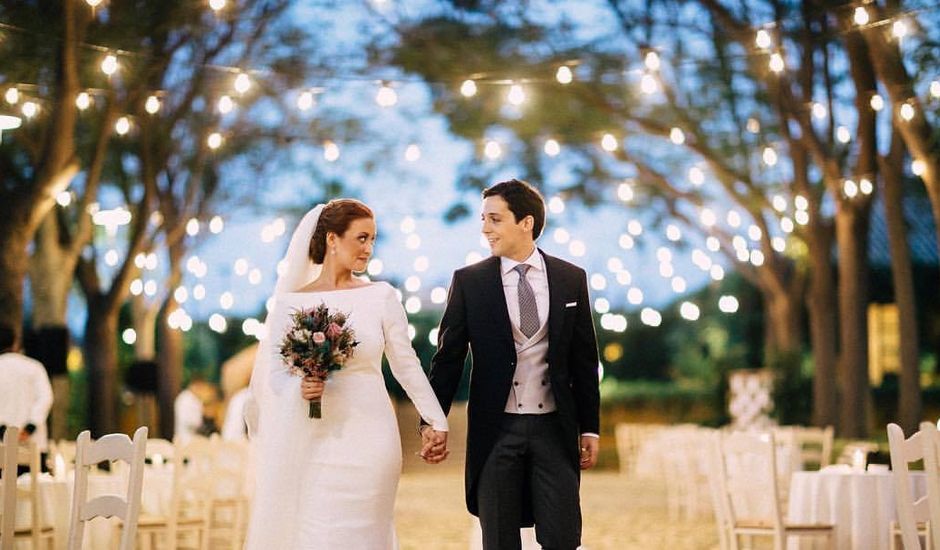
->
[520,215,534,234]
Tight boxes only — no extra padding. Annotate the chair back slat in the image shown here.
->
[82,496,129,521]
[887,423,929,550]
[81,433,135,465]
[0,428,19,550]
[919,422,940,550]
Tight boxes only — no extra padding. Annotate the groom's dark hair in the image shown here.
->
[482,179,545,239]
[309,199,374,263]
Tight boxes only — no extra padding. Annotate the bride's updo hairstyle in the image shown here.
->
[308,199,374,264]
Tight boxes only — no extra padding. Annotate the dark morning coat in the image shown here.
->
[428,249,600,523]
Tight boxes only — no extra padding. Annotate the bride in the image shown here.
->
[244,199,449,549]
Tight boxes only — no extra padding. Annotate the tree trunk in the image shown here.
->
[880,139,921,433]
[83,301,119,435]
[156,243,185,438]
[835,205,872,437]
[765,288,802,357]
[0,226,31,340]
[805,226,839,429]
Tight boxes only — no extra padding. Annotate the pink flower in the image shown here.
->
[312,331,326,344]
[325,322,343,339]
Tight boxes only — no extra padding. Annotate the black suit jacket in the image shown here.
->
[428,249,600,518]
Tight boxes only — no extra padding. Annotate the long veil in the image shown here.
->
[243,204,324,549]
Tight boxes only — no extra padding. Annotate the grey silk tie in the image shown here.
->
[513,264,540,338]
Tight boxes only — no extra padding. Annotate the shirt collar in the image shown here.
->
[500,247,543,276]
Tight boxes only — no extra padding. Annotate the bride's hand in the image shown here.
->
[300,376,325,400]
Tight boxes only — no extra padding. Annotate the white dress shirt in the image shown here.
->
[0,352,54,450]
[222,387,251,440]
[174,388,203,443]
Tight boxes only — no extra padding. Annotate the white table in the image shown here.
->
[786,467,926,550]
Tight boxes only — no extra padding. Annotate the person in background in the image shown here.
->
[222,385,251,440]
[0,324,54,466]
[174,376,217,442]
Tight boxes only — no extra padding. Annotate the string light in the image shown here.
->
[544,138,560,157]
[762,146,778,166]
[209,0,226,12]
[115,116,130,135]
[207,132,223,150]
[555,66,573,84]
[931,81,940,99]
[853,6,870,26]
[144,95,160,114]
[746,118,761,133]
[811,102,827,119]
[870,94,884,111]
[911,159,926,176]
[644,51,661,71]
[836,126,851,144]
[506,84,525,106]
[601,133,618,152]
[324,140,340,162]
[900,103,915,121]
[548,196,566,214]
[86,0,103,7]
[209,216,224,233]
[297,90,315,111]
[56,191,71,207]
[617,181,635,202]
[892,19,908,40]
[101,54,118,77]
[186,218,200,236]
[669,127,685,144]
[483,140,502,159]
[76,92,92,110]
[794,195,809,210]
[233,73,251,95]
[404,144,421,162]
[843,179,858,198]
[460,79,477,97]
[218,95,234,114]
[769,52,785,73]
[375,82,398,107]
[772,195,787,212]
[21,101,38,119]
[718,296,739,313]
[640,73,659,94]
[859,178,873,195]
[755,29,772,49]
[5,87,19,104]
[688,166,705,186]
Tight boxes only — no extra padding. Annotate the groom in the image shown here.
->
[422,179,600,550]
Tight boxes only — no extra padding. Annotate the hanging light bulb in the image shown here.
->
[755,29,772,49]
[21,101,39,119]
[555,66,573,84]
[811,102,827,119]
[853,6,870,26]
[86,0,103,7]
[688,166,705,186]
[101,54,118,76]
[233,73,251,94]
[506,84,525,106]
[217,95,234,114]
[209,0,226,11]
[5,87,19,105]
[404,144,421,162]
[544,139,560,157]
[892,19,908,40]
[144,95,160,114]
[207,132,223,150]
[324,140,340,162]
[769,52,785,73]
[911,159,926,176]
[746,117,761,133]
[115,116,130,135]
[836,126,851,144]
[375,82,398,107]
[460,79,477,97]
[640,73,659,95]
[843,179,858,198]
[297,90,315,111]
[931,81,940,99]
[669,127,685,145]
[601,133,618,152]
[644,51,661,71]
[762,146,778,166]
[900,103,915,121]
[870,94,884,111]
[859,178,874,195]
[75,92,92,110]
[483,140,502,160]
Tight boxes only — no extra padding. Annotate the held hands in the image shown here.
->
[300,376,325,400]
[579,435,599,470]
[419,425,449,464]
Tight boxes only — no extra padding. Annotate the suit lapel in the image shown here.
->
[541,249,566,359]
[482,256,514,346]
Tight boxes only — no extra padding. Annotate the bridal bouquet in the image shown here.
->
[278,304,359,418]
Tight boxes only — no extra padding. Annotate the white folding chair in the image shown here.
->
[67,426,148,550]
[136,436,212,550]
[886,423,931,550]
[716,431,834,550]
[1,427,19,550]
[12,439,54,549]
[790,426,834,470]
[921,421,940,550]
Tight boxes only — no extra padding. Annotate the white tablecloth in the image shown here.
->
[786,468,926,550]
[16,466,173,550]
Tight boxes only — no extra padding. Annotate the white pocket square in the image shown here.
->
[565,302,578,308]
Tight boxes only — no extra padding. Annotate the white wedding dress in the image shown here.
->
[245,281,448,549]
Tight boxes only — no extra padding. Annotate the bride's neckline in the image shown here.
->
[286,282,378,295]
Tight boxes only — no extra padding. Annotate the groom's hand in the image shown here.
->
[419,426,449,464]
[579,436,599,470]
